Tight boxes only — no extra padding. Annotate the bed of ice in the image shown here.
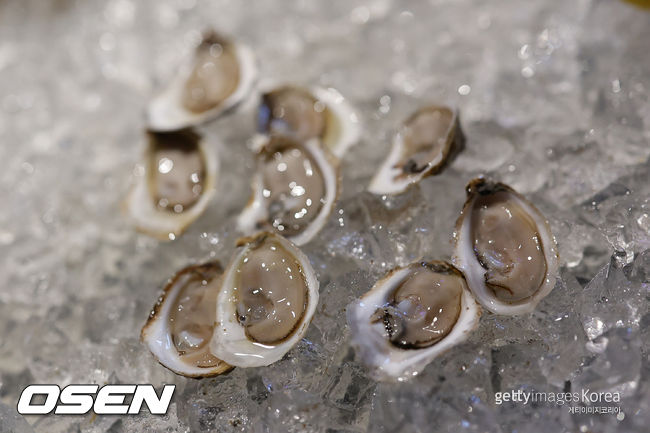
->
[0,0,648,431]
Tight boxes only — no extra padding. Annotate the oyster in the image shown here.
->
[147,30,257,131]
[347,261,480,381]
[453,178,560,315]
[237,135,339,246]
[210,232,319,367]
[256,85,360,158]
[368,105,463,195]
[141,261,232,377]
[126,128,217,240]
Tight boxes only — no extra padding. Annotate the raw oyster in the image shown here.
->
[141,261,232,378]
[453,178,560,315]
[126,128,217,240]
[347,261,480,381]
[146,30,257,131]
[256,85,360,158]
[210,232,319,367]
[237,135,339,246]
[368,105,463,195]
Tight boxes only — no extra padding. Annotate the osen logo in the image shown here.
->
[17,384,175,415]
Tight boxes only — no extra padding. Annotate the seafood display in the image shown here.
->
[135,31,563,381]
[6,1,649,431]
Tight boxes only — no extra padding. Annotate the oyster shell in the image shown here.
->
[453,178,560,315]
[368,105,464,195]
[347,261,480,381]
[237,135,339,246]
[141,261,232,378]
[210,232,319,367]
[126,128,218,240]
[147,30,257,131]
[256,85,360,158]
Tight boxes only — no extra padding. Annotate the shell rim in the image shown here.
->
[210,231,320,367]
[237,136,340,246]
[140,261,233,378]
[368,105,463,196]
[252,83,361,158]
[125,132,218,241]
[452,177,560,315]
[347,260,481,381]
[145,36,258,132]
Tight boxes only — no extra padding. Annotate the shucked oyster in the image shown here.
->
[256,85,360,158]
[453,178,559,315]
[368,105,464,195]
[141,261,231,377]
[347,261,480,381]
[147,30,257,131]
[238,135,339,246]
[126,128,217,240]
[210,232,319,367]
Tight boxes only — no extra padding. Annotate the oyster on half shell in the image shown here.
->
[147,30,257,131]
[256,85,360,158]
[369,105,464,195]
[126,128,218,240]
[210,232,319,367]
[347,261,480,381]
[453,178,560,315]
[237,135,339,246]
[141,261,232,378]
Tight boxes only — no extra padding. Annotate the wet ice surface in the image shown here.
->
[0,0,649,431]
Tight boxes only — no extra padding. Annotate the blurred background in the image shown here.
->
[0,0,648,432]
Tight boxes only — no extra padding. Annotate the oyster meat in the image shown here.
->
[347,261,480,381]
[210,232,319,367]
[126,128,217,240]
[453,178,560,315]
[237,135,339,246]
[147,30,257,131]
[141,261,232,378]
[369,105,463,195]
[256,85,360,158]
